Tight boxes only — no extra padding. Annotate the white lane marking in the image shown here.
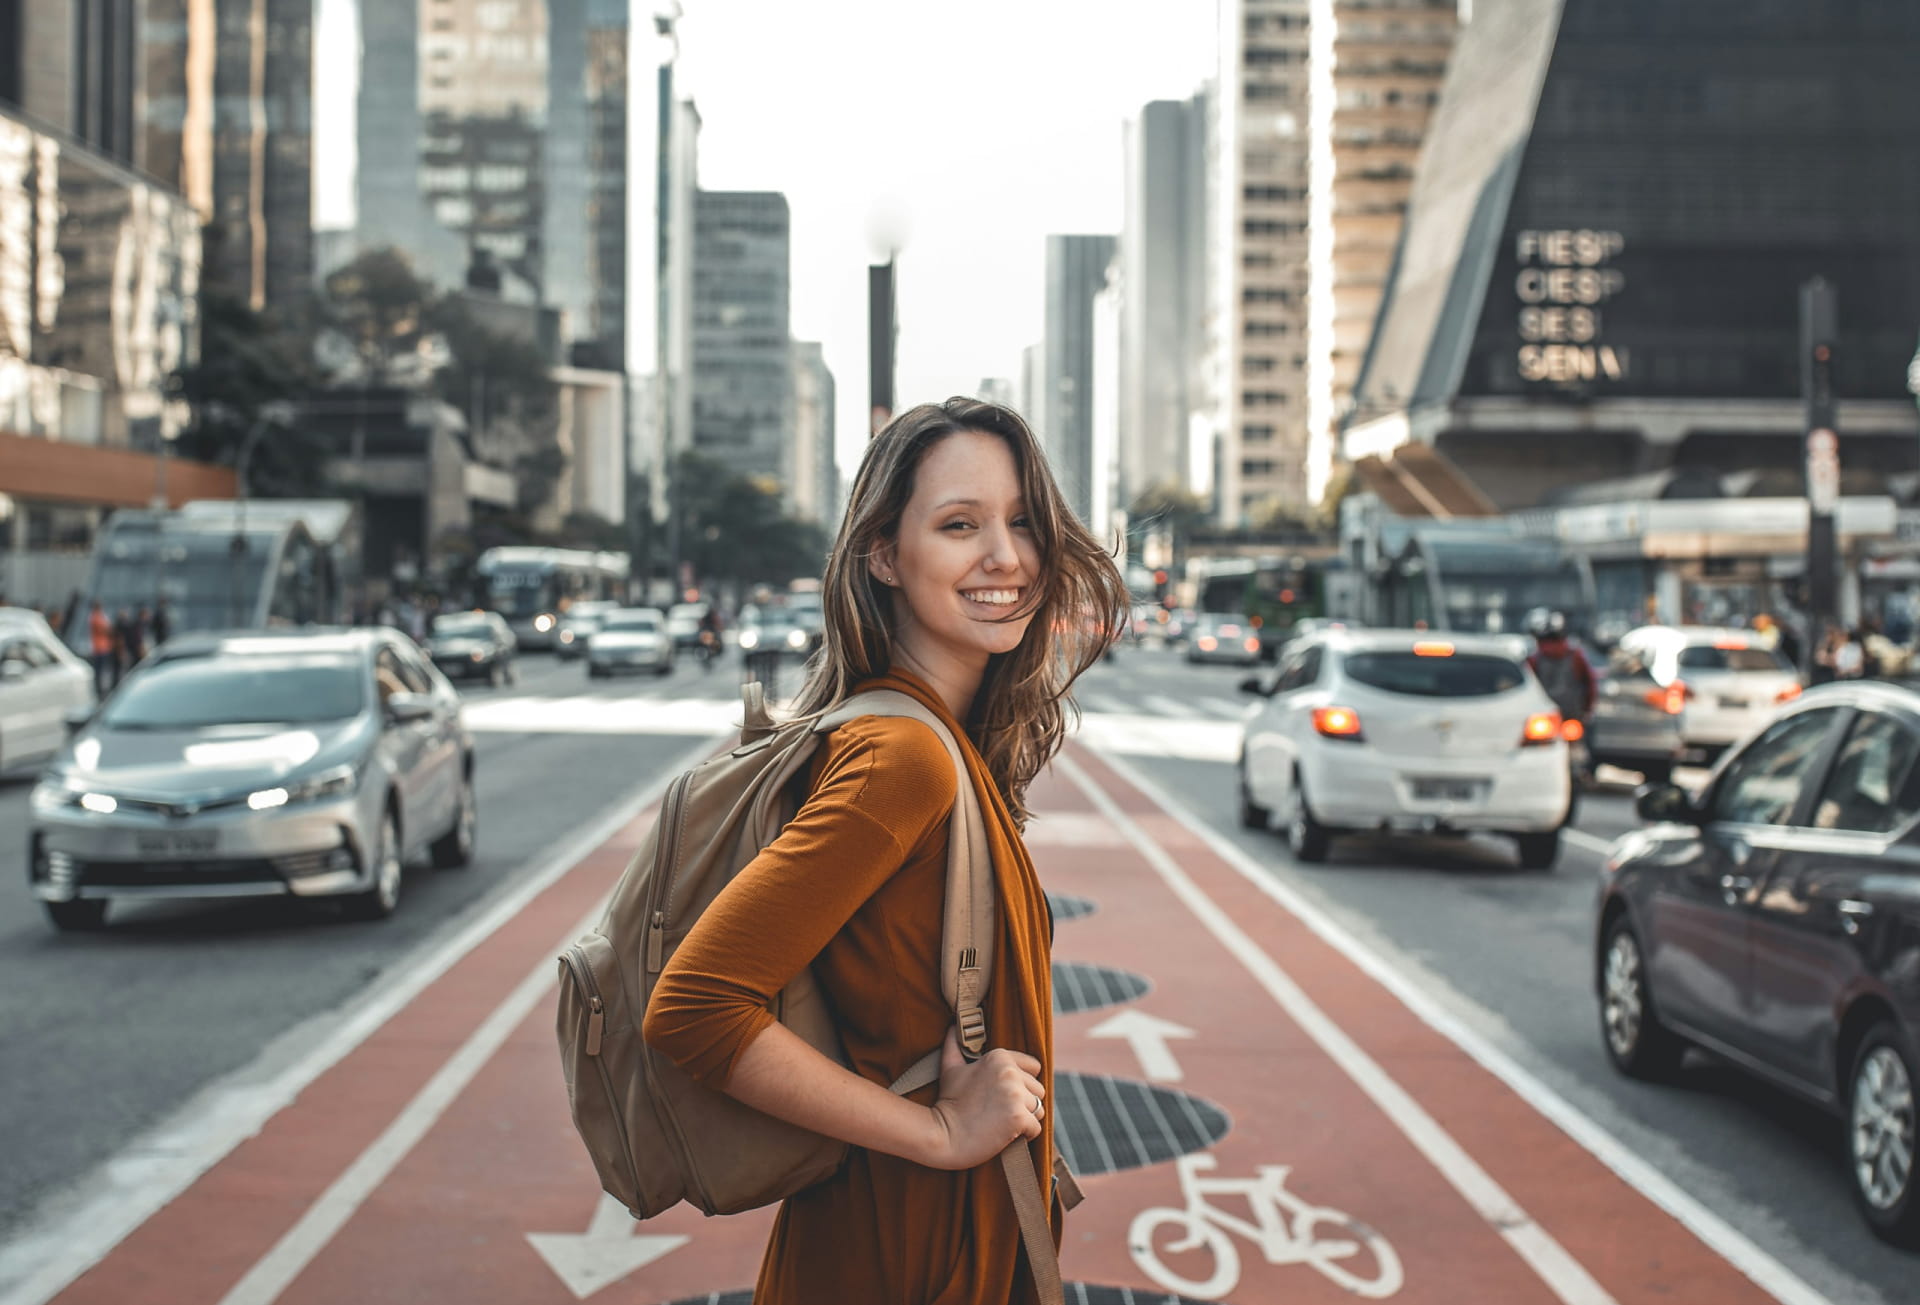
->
[527,1195,688,1300]
[0,735,726,1305]
[462,696,745,735]
[1143,694,1194,719]
[1198,697,1254,720]
[1079,692,1131,716]
[1059,752,1619,1305]
[1563,828,1614,857]
[1088,1010,1194,1083]
[1070,714,1241,764]
[1083,747,1833,1305]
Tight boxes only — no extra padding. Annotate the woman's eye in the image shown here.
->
[1012,517,1032,529]
[942,520,975,531]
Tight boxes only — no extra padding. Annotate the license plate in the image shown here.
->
[1411,778,1481,802]
[136,830,219,858]
[1719,696,1749,709]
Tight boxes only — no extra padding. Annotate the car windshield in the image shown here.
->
[602,611,660,632]
[432,613,491,636]
[1678,645,1791,672]
[667,604,706,621]
[1342,651,1526,697]
[103,654,366,727]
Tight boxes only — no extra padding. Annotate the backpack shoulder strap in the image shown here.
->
[817,690,993,1059]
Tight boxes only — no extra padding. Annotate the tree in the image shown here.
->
[317,248,437,383]
[170,287,331,498]
[672,451,830,590]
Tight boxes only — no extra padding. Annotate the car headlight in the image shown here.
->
[31,781,81,815]
[786,629,807,649]
[251,763,359,811]
[534,614,555,633]
[559,630,574,643]
[470,649,486,662]
[739,630,760,649]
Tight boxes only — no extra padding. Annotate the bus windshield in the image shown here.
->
[485,570,555,617]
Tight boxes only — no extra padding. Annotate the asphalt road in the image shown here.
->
[0,638,1909,1302]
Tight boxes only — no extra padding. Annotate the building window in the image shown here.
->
[1243,390,1289,407]
[475,164,527,192]
[1242,287,1292,305]
[1244,321,1289,338]
[1244,356,1278,375]
[1243,424,1277,442]
[1241,459,1277,478]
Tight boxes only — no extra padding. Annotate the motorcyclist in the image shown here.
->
[1527,610,1596,782]
[695,604,723,671]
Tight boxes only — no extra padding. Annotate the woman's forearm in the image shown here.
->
[725,1021,943,1166]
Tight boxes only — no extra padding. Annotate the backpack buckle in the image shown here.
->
[957,1006,987,1058]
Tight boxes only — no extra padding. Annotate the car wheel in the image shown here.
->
[1599,914,1686,1080]
[431,775,476,869]
[1848,1019,1920,1247]
[1284,770,1332,863]
[655,660,673,676]
[44,899,109,932]
[345,809,403,921]
[1515,829,1560,871]
[1238,757,1271,831]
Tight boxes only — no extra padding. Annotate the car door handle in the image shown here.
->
[1838,899,1875,936]
[1720,873,1754,905]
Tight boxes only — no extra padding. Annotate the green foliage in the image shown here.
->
[170,287,332,498]
[320,248,435,375]
[672,451,830,588]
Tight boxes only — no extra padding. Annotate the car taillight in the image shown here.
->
[1198,636,1218,651]
[1775,684,1802,705]
[1522,711,1562,745]
[1244,637,1261,654]
[1561,717,1585,742]
[1643,681,1688,715]
[1313,706,1364,740]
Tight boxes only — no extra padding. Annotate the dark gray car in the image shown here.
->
[1594,680,1920,1245]
[28,628,475,931]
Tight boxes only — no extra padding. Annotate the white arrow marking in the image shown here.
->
[526,1194,689,1300]
[1088,1009,1196,1082]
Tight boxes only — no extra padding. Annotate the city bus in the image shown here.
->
[474,546,629,650]
[1189,554,1351,660]
[1372,523,1594,637]
[65,499,358,654]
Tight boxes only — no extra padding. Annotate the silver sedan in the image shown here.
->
[27,627,475,931]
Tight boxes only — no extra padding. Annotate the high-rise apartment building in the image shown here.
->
[1042,234,1118,525]
[1303,0,1457,502]
[691,190,791,491]
[140,0,314,314]
[2,0,142,165]
[790,341,836,524]
[1120,93,1210,511]
[1216,0,1312,525]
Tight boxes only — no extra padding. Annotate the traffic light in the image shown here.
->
[1153,569,1168,601]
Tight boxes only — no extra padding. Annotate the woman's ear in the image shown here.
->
[868,543,898,589]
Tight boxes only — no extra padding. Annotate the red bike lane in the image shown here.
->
[37,741,1799,1305]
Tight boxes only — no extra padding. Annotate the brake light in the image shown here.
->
[1561,717,1585,742]
[1313,706,1364,740]
[1412,641,1454,658]
[1643,681,1689,715]
[1775,684,1802,705]
[1244,637,1261,654]
[1522,711,1563,745]
[1198,636,1218,651]
[1713,639,1749,651]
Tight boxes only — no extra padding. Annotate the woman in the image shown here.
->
[643,398,1126,1304]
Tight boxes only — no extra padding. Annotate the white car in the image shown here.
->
[1588,625,1802,776]
[1238,628,1572,869]
[554,600,621,661]
[0,609,95,777]
[587,608,674,678]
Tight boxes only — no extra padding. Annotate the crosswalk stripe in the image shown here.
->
[1143,694,1191,719]
[1079,692,1130,716]
[1198,696,1250,719]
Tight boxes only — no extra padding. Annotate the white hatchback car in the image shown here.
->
[0,609,95,777]
[1238,629,1572,869]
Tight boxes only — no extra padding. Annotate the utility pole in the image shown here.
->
[1801,276,1839,674]
[869,256,896,436]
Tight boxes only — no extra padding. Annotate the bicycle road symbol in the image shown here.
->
[1128,1152,1404,1299]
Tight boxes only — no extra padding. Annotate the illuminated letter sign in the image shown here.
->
[1514,230,1627,386]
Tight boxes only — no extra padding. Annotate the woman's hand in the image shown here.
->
[921,1027,1046,1171]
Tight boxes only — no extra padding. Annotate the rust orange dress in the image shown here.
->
[643,670,1060,1304]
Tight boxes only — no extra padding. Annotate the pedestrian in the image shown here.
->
[151,598,171,647]
[642,398,1126,1304]
[113,607,142,677]
[88,600,115,693]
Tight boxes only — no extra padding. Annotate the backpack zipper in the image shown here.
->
[637,769,719,1210]
[561,944,642,1205]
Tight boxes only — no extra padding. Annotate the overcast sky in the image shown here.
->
[314,0,1218,478]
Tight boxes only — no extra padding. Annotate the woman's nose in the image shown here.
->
[981,522,1021,572]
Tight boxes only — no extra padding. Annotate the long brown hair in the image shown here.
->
[788,398,1127,824]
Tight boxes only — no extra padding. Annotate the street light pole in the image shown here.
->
[1801,277,1839,675]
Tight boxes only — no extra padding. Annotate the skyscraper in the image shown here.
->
[790,341,836,524]
[1120,93,1210,511]
[3,0,142,166]
[692,190,791,491]
[140,0,315,313]
[1215,0,1312,526]
[1042,233,1118,524]
[1303,0,1457,503]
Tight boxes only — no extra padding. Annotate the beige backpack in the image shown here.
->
[555,684,1074,1302]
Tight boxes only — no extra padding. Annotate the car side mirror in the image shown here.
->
[0,662,25,680]
[1635,783,1698,825]
[384,692,434,726]
[1238,674,1269,696]
[64,704,95,732]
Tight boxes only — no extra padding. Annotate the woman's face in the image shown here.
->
[873,429,1041,678]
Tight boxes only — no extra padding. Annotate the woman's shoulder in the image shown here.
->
[819,712,961,817]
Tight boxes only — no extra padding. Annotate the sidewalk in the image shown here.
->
[20,741,1813,1304]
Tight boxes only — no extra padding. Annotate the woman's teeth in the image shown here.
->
[964,589,1020,606]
